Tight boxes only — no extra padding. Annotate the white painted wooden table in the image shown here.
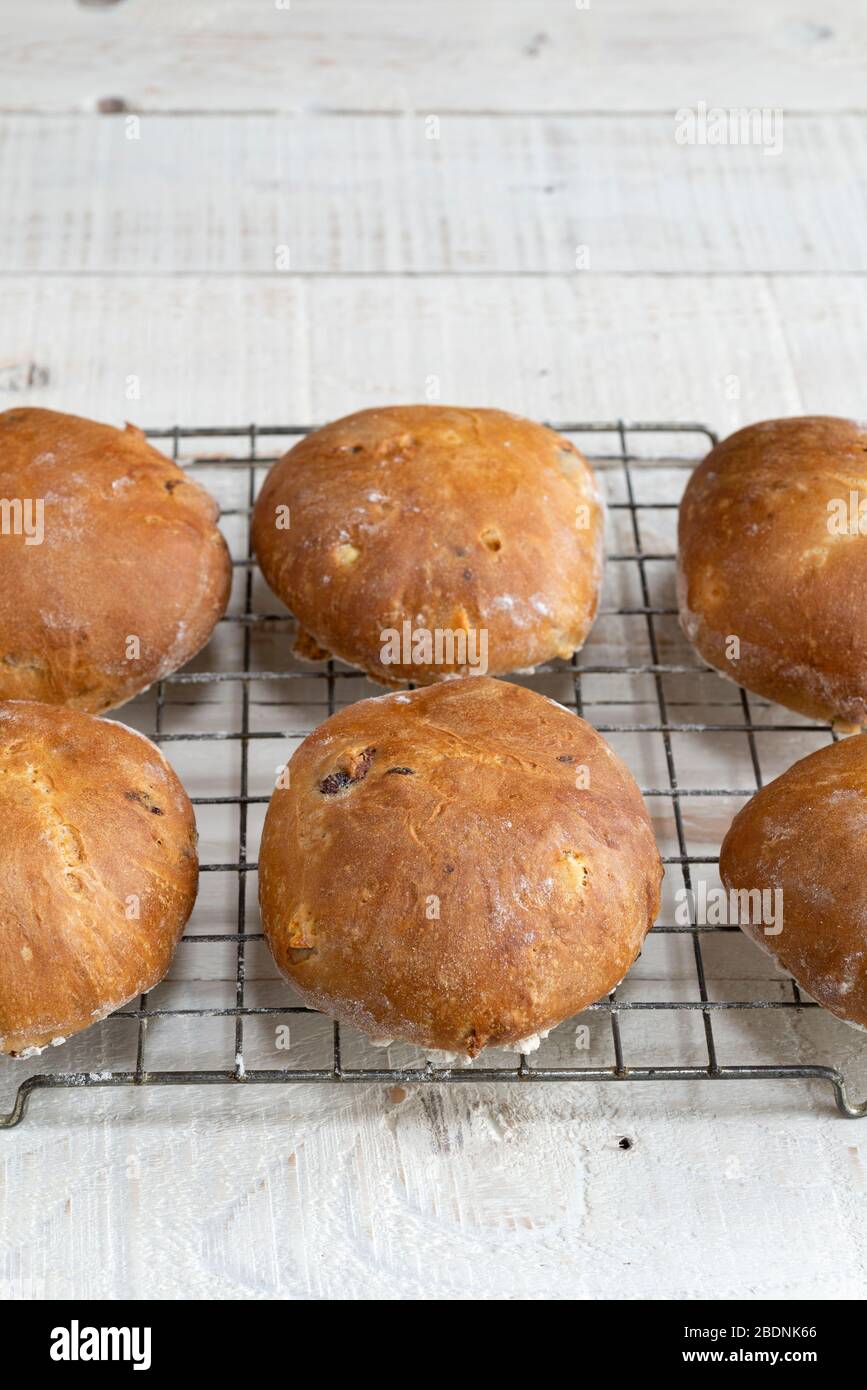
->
[1,0,866,1301]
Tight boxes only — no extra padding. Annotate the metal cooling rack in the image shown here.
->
[2,419,865,1127]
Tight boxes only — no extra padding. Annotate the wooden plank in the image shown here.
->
[3,112,867,274]
[3,272,866,431]
[0,272,790,429]
[3,0,867,114]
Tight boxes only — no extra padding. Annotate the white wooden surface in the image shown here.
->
[2,0,867,1302]
[5,0,867,114]
[6,114,867,274]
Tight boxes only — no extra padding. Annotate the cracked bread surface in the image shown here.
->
[251,405,604,685]
[0,407,232,713]
[0,701,198,1055]
[259,677,662,1056]
[677,416,867,727]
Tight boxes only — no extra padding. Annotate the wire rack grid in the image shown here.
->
[2,418,865,1128]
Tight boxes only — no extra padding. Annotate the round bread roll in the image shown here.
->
[0,701,198,1056]
[0,407,232,712]
[720,734,867,1031]
[252,406,603,685]
[260,677,662,1056]
[677,417,867,728]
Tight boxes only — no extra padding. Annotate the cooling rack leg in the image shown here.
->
[0,1077,39,1129]
[832,1077,867,1119]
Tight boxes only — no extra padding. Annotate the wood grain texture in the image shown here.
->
[2,1075,866,1299]
[3,113,867,274]
[5,272,867,431]
[2,0,866,114]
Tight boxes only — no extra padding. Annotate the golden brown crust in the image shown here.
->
[252,406,604,685]
[677,416,867,727]
[0,701,198,1055]
[259,677,662,1055]
[0,408,232,713]
[719,734,867,1030]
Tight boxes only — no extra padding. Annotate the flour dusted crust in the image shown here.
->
[677,417,867,727]
[259,677,662,1056]
[0,701,198,1055]
[720,734,867,1030]
[0,408,232,712]
[251,406,604,685]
